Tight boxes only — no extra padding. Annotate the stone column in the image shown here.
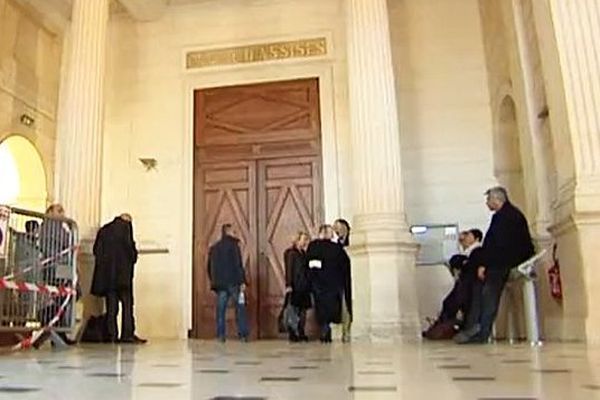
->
[346,0,419,340]
[55,0,110,322]
[545,0,600,342]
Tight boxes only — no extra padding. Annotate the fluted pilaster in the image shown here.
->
[549,0,600,178]
[56,0,109,238]
[346,0,418,340]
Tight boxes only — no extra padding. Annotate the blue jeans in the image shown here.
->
[478,271,508,341]
[216,286,249,340]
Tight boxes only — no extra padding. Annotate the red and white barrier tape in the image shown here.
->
[2,245,80,351]
[0,278,76,297]
[2,245,78,281]
[12,288,75,351]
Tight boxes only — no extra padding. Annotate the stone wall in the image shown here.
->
[0,0,63,198]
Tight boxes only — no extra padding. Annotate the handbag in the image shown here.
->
[278,293,291,334]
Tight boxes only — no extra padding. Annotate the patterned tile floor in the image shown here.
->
[0,340,599,399]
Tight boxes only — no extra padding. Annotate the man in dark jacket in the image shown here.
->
[208,224,249,342]
[424,229,484,340]
[459,187,534,344]
[91,214,146,344]
[306,224,346,343]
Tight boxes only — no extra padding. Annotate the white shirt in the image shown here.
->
[463,242,482,257]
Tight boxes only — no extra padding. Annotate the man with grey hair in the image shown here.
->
[458,186,534,344]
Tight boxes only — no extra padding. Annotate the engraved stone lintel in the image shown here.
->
[186,37,327,69]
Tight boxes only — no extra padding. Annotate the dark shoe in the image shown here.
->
[319,335,332,343]
[298,335,309,342]
[120,335,147,344]
[57,332,77,346]
[289,333,300,343]
[458,334,487,345]
[240,336,249,343]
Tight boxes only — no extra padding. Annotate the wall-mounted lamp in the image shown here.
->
[139,158,157,171]
[20,114,35,127]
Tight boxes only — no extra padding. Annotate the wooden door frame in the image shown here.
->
[183,64,343,339]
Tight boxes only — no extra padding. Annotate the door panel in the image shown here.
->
[193,78,323,339]
[193,161,258,339]
[257,157,323,338]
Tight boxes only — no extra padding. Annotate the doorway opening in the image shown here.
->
[191,78,324,339]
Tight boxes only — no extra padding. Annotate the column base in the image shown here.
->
[350,213,420,341]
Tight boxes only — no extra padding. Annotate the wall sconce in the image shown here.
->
[20,114,35,127]
[139,158,157,171]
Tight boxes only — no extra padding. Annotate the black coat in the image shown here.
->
[91,218,138,296]
[284,247,311,309]
[483,202,534,274]
[440,246,485,323]
[306,239,345,325]
[207,235,245,291]
[462,247,485,282]
[339,246,352,318]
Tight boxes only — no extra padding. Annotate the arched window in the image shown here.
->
[0,136,48,212]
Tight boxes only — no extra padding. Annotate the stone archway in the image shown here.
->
[0,135,48,212]
[494,95,526,210]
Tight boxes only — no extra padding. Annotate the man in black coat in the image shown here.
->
[306,224,346,343]
[207,224,249,342]
[333,219,352,342]
[459,187,534,344]
[91,214,146,344]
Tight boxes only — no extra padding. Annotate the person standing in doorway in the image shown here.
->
[306,224,345,343]
[333,219,352,343]
[284,231,311,342]
[207,224,249,342]
[91,214,147,344]
[458,187,534,344]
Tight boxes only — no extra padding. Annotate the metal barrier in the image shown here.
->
[0,205,78,341]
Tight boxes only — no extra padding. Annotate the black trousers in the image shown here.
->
[106,288,135,341]
[478,271,509,340]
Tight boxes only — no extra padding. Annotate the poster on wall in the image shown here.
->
[0,206,10,258]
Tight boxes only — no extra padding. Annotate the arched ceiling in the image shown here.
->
[19,0,218,28]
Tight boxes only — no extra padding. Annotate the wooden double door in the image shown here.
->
[192,79,323,339]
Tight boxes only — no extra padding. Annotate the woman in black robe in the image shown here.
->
[284,232,311,342]
[306,225,345,343]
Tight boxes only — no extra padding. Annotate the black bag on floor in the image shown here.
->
[80,314,109,343]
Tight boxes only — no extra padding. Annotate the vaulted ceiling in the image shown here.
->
[20,0,216,28]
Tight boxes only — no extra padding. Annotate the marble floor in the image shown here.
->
[1,340,600,399]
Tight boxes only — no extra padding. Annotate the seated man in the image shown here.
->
[423,229,484,340]
[455,187,534,344]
